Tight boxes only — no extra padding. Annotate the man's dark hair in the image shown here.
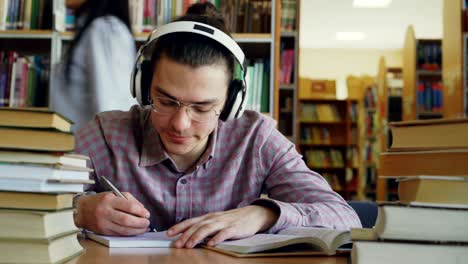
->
[150,14,235,87]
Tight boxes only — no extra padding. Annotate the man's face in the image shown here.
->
[149,55,229,161]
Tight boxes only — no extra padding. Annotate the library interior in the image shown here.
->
[0,0,467,263]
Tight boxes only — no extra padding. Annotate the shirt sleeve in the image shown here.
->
[84,17,138,113]
[252,123,362,233]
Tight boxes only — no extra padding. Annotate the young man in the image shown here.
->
[73,14,361,249]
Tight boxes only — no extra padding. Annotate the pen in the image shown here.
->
[99,175,157,232]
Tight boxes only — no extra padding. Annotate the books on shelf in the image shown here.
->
[0,0,53,30]
[388,117,468,150]
[305,149,345,168]
[244,58,269,112]
[0,52,50,108]
[300,104,341,122]
[0,191,73,210]
[417,81,443,114]
[279,48,295,84]
[280,0,297,32]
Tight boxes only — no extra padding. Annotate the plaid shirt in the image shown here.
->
[75,106,361,233]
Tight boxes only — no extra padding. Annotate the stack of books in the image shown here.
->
[0,107,94,263]
[352,118,468,264]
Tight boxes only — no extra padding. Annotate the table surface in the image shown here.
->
[65,239,349,264]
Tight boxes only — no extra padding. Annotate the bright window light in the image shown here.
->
[336,32,366,41]
[353,0,392,8]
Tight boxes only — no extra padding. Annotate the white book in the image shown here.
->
[0,162,91,181]
[375,203,468,243]
[0,150,88,168]
[85,231,178,248]
[0,177,90,193]
[352,241,468,264]
[0,0,8,30]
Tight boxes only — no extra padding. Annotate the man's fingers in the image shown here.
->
[105,219,148,236]
[112,197,150,218]
[174,219,222,248]
[109,209,150,229]
[184,222,223,248]
[168,216,203,236]
[207,227,237,246]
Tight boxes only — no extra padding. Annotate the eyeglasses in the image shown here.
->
[149,96,221,123]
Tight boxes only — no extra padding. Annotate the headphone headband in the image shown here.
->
[139,21,247,72]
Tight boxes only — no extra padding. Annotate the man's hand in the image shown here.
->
[74,192,151,236]
[167,205,279,248]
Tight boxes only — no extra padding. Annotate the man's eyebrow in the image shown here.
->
[154,86,220,105]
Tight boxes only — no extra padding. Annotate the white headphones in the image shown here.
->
[130,20,248,121]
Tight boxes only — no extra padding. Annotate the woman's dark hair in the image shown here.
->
[65,0,132,82]
[150,14,235,87]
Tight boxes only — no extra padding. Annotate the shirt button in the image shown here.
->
[180,178,188,184]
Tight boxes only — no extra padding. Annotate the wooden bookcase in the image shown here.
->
[402,25,443,121]
[297,98,360,200]
[443,0,464,118]
[275,0,300,142]
[361,85,379,201]
[0,0,281,117]
[375,57,402,201]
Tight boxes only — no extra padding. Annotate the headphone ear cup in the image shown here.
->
[139,60,153,106]
[220,79,244,121]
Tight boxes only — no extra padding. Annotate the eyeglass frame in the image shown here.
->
[148,96,222,123]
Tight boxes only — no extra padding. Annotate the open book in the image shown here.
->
[86,227,350,257]
[207,227,351,257]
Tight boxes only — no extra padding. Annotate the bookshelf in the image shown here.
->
[297,98,360,200]
[0,0,280,116]
[276,0,300,142]
[375,57,402,201]
[443,0,464,118]
[402,25,444,121]
[361,85,379,201]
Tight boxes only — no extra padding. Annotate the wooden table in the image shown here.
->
[66,239,349,264]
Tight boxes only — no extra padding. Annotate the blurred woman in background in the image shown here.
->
[52,0,136,131]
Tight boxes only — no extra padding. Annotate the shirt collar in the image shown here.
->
[139,113,218,169]
[139,112,169,167]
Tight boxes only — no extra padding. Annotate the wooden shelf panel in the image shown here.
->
[299,121,347,125]
[0,30,53,39]
[299,143,357,147]
[280,84,295,90]
[416,70,442,76]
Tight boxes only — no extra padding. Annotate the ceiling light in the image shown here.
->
[336,32,366,41]
[353,0,392,8]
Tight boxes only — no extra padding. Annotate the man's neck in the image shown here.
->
[170,139,209,172]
